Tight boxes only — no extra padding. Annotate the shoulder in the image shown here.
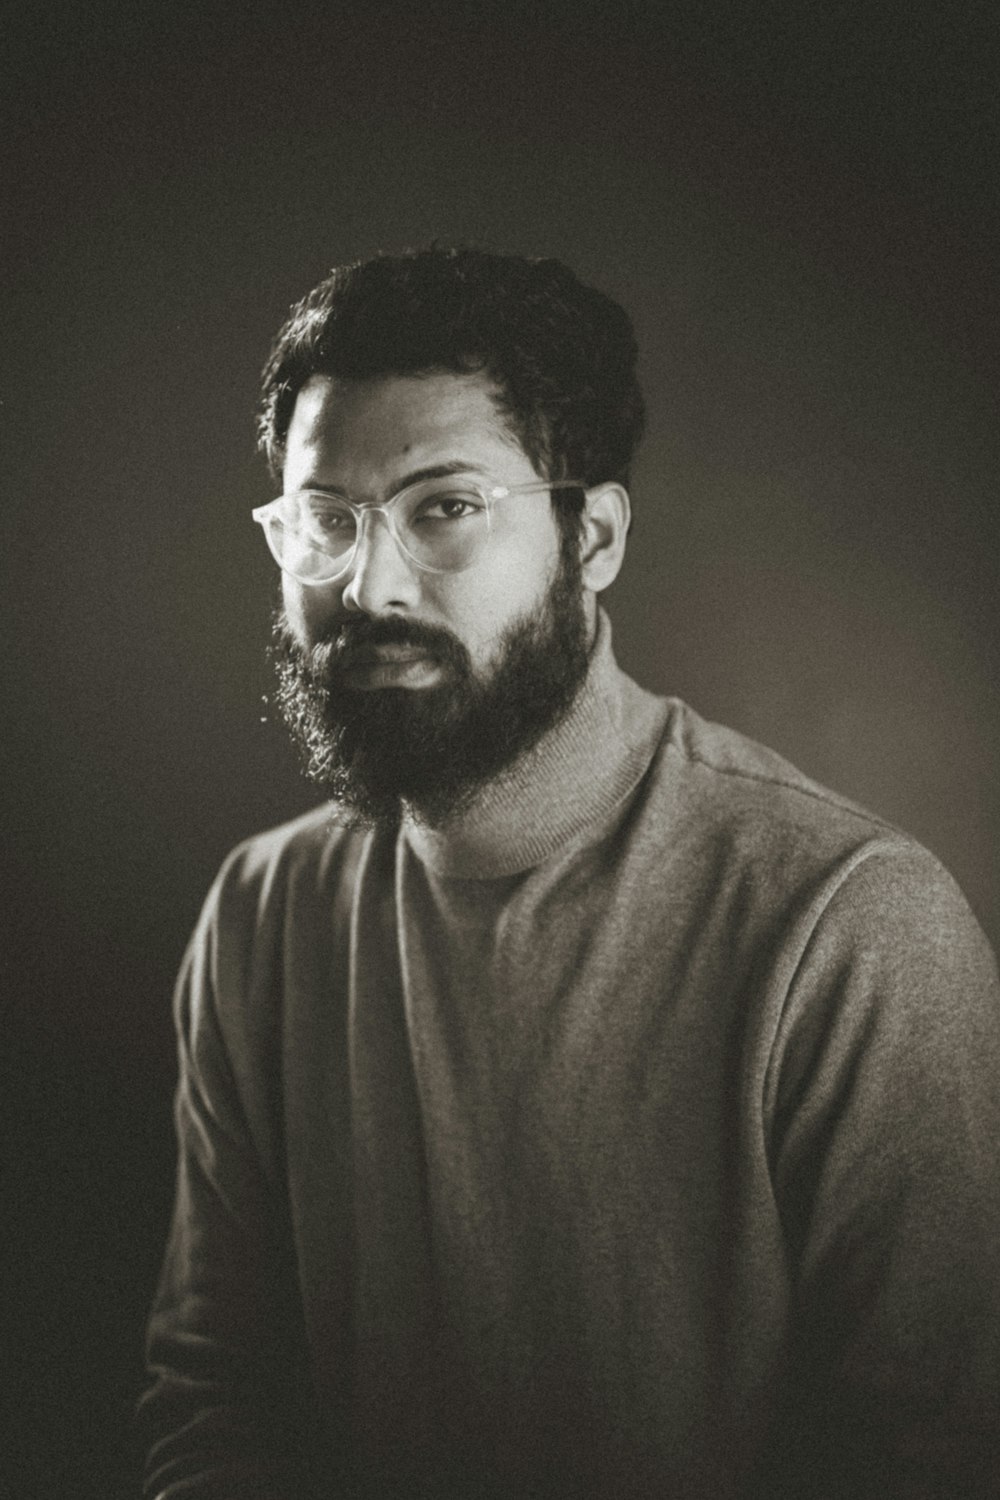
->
[176,806,378,1046]
[219,801,364,882]
[647,697,902,883]
[659,697,894,836]
[635,697,995,972]
[196,803,373,944]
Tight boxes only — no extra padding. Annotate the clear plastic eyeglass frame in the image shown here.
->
[251,477,586,585]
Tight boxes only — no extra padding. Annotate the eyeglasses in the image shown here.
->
[252,476,585,585]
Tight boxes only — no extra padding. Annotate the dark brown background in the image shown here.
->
[3,3,997,1495]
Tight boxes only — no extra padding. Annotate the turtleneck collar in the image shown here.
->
[401,608,668,880]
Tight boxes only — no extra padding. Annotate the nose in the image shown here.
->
[339,508,421,615]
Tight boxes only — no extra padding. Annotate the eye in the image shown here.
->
[412,490,485,523]
[314,509,354,534]
[300,498,355,536]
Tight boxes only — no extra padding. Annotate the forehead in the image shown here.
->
[282,370,529,487]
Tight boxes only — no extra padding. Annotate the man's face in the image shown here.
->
[271,370,594,824]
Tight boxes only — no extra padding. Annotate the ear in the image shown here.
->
[579,483,630,593]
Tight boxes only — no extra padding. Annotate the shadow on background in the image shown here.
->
[3,2,998,1494]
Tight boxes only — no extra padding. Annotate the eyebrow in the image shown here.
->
[301,460,489,500]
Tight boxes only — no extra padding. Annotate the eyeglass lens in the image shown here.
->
[270,482,491,579]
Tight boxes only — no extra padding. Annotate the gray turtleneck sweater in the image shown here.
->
[142,613,1000,1499]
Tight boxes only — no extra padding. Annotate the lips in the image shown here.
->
[332,642,445,691]
[307,617,465,687]
[340,644,433,670]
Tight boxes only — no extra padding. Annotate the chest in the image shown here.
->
[346,842,770,1216]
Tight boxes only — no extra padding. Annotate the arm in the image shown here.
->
[138,883,319,1499]
[765,846,1000,1498]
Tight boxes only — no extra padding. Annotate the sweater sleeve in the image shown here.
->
[138,868,320,1500]
[764,844,1000,1499]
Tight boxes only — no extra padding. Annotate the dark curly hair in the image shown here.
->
[257,246,645,536]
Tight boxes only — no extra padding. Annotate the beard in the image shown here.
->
[269,539,591,829]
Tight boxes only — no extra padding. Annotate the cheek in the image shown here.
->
[476,513,564,605]
[280,577,307,637]
[442,552,555,654]
[281,576,342,645]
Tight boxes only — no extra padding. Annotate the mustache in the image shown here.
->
[274,611,472,680]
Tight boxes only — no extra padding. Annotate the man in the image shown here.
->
[141,247,1000,1498]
